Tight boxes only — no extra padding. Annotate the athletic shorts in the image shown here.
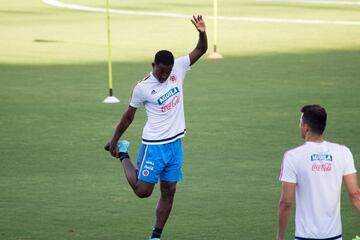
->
[136,138,183,184]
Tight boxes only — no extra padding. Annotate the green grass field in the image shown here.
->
[1,0,359,239]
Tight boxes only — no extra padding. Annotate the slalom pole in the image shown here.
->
[214,0,218,53]
[104,0,120,103]
[208,0,223,59]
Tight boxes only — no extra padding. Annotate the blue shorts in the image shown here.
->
[137,139,183,184]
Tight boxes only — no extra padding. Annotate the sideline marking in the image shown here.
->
[43,0,360,26]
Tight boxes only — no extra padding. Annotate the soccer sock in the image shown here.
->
[118,152,129,162]
[151,227,162,239]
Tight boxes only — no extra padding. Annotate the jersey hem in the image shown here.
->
[142,131,186,145]
[295,234,342,240]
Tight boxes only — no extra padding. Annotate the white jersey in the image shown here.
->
[279,141,357,239]
[130,55,191,145]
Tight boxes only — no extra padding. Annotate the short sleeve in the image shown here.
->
[279,152,297,183]
[175,55,191,73]
[343,146,357,176]
[129,84,144,108]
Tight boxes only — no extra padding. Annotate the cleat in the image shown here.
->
[117,140,130,153]
[104,140,130,159]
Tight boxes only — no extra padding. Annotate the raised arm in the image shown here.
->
[189,15,208,66]
[343,173,360,215]
[109,106,137,157]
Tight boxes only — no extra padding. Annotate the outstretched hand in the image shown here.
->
[191,15,206,33]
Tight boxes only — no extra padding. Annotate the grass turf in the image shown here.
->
[0,0,359,239]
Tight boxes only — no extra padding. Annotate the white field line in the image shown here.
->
[43,0,360,26]
[265,0,360,6]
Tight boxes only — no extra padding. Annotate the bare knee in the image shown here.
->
[161,182,177,202]
[134,183,154,198]
[136,189,152,198]
[165,185,176,196]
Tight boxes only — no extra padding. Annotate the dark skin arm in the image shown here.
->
[109,106,137,157]
[189,15,208,66]
[109,16,206,156]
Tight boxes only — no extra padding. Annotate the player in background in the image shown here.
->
[107,15,207,240]
[277,104,360,240]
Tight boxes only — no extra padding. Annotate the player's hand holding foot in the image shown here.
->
[191,15,206,33]
[105,140,130,161]
[109,140,119,158]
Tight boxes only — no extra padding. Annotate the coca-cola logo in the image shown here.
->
[312,163,332,172]
[161,96,180,112]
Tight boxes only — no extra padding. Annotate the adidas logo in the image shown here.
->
[151,90,157,95]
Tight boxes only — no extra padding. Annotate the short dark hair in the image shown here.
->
[154,50,174,66]
[301,104,327,135]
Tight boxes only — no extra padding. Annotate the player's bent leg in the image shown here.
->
[121,157,139,190]
[134,180,155,198]
[155,181,177,229]
[121,157,155,198]
[119,142,165,199]
[105,139,142,192]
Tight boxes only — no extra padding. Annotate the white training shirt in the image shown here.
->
[279,141,357,239]
[130,55,191,145]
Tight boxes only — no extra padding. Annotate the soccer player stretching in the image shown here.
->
[107,15,207,240]
[277,105,360,240]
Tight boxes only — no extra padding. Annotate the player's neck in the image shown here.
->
[152,71,164,83]
[304,132,324,143]
[152,71,158,80]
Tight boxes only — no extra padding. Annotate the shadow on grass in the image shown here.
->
[0,48,359,240]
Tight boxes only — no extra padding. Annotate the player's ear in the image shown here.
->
[152,62,155,68]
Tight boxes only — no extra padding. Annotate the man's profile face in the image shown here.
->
[153,63,173,83]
